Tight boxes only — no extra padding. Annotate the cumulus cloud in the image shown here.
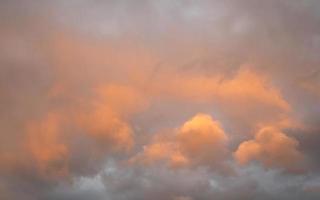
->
[132,114,230,172]
[176,114,229,168]
[234,126,304,172]
[141,67,294,139]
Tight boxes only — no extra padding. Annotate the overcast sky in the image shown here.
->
[1,0,320,200]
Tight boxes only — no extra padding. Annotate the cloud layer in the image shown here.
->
[1,0,320,200]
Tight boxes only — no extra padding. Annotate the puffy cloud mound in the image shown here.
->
[132,114,230,171]
[176,114,229,167]
[234,126,304,172]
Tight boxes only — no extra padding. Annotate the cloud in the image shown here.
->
[91,161,313,200]
[26,113,69,180]
[142,67,293,137]
[132,140,189,168]
[173,196,193,200]
[234,126,304,172]
[76,84,148,152]
[131,114,230,172]
[298,70,320,98]
[146,67,290,111]
[0,82,147,197]
[176,114,229,168]
[1,0,320,199]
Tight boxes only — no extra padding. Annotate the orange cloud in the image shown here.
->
[143,67,292,133]
[45,31,292,134]
[234,126,304,172]
[148,67,290,111]
[20,83,148,180]
[176,114,228,166]
[26,113,69,179]
[79,107,134,152]
[216,68,290,111]
[133,141,189,168]
[131,114,229,170]
[173,196,193,200]
[95,84,149,116]
[77,84,148,152]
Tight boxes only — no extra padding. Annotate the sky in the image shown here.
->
[1,0,320,199]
